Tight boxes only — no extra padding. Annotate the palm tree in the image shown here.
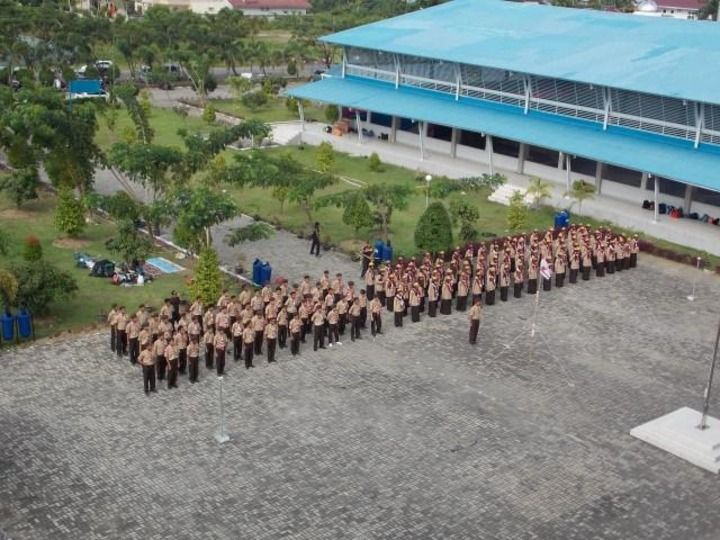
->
[567,180,596,214]
[526,176,553,209]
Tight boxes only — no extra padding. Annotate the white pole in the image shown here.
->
[653,175,659,223]
[698,318,720,430]
[531,287,540,338]
[565,154,571,192]
[688,256,702,301]
[214,376,229,444]
[487,134,494,175]
[419,121,425,160]
[297,101,305,132]
[355,111,363,144]
[425,174,432,208]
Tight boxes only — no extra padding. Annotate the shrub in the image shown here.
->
[22,235,43,262]
[9,261,78,315]
[325,104,339,124]
[54,188,86,237]
[241,90,268,111]
[105,220,153,263]
[190,248,222,306]
[414,202,453,253]
[368,152,384,172]
[202,103,216,124]
[507,190,529,232]
[316,141,335,173]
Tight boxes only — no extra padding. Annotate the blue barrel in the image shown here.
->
[383,244,394,263]
[252,258,262,284]
[374,240,384,263]
[554,210,569,229]
[261,262,272,286]
[17,309,32,339]
[1,311,15,342]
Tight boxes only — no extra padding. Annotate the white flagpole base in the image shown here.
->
[214,431,230,444]
[630,407,720,474]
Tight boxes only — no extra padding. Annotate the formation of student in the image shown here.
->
[108,224,639,395]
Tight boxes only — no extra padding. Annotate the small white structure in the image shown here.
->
[228,0,310,17]
[634,0,702,19]
[135,0,231,14]
[631,407,720,474]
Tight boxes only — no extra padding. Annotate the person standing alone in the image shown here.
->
[310,222,321,257]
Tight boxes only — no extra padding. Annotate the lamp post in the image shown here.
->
[688,256,702,301]
[698,318,720,430]
[425,174,432,208]
[214,375,229,444]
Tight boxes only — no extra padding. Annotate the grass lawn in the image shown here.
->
[0,191,191,341]
[209,96,326,124]
[226,144,720,268]
[95,106,208,152]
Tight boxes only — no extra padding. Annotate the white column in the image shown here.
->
[355,111,363,145]
[595,162,604,194]
[390,116,398,144]
[653,176,659,223]
[684,184,694,214]
[558,151,565,170]
[565,154,571,192]
[517,142,527,174]
[419,121,425,161]
[640,172,648,191]
[450,128,459,159]
[486,134,494,175]
[298,101,305,132]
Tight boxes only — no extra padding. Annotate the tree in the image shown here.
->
[0,268,18,311]
[202,103,216,124]
[342,190,374,235]
[102,191,142,222]
[316,141,335,173]
[526,176,553,209]
[415,201,453,253]
[109,142,184,202]
[105,220,153,263]
[224,222,275,246]
[9,261,78,315]
[241,90,268,111]
[568,179,596,214]
[325,104,339,123]
[507,190,529,232]
[173,185,238,252]
[55,188,86,237]
[0,229,9,256]
[22,235,43,262]
[0,168,40,207]
[368,152,383,172]
[449,199,480,241]
[190,247,223,306]
[228,76,253,98]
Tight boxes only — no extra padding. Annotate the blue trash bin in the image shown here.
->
[261,262,272,286]
[383,244,394,263]
[252,258,263,285]
[17,309,32,339]
[554,210,570,229]
[374,240,385,263]
[1,311,15,342]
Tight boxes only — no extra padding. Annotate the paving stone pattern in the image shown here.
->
[1,255,720,540]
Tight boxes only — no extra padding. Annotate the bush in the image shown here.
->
[103,191,142,222]
[414,202,453,253]
[0,229,10,256]
[507,190,529,232]
[241,90,268,111]
[325,104,339,124]
[9,261,78,315]
[0,269,18,310]
[316,141,335,173]
[22,235,43,262]
[202,103,216,124]
[0,168,40,207]
[342,191,374,234]
[105,220,153,263]
[368,152,384,172]
[54,188,86,237]
[190,248,222,306]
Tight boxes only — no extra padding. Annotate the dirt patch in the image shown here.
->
[52,237,90,249]
[0,208,35,220]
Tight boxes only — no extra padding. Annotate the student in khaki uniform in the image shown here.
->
[358,290,368,328]
[327,306,340,347]
[385,278,396,313]
[513,265,524,299]
[581,248,592,281]
[289,316,302,356]
[595,243,606,277]
[370,296,383,336]
[440,278,453,315]
[499,264,510,302]
[214,329,227,376]
[164,335,179,389]
[116,307,128,357]
[456,273,469,311]
[427,277,439,317]
[409,284,421,323]
[107,304,118,352]
[527,256,539,294]
[242,322,255,368]
[393,294,405,328]
[252,314,265,355]
[187,339,200,383]
[231,318,243,362]
[365,263,376,300]
[471,273,483,306]
[188,316,201,343]
[265,318,278,363]
[175,328,188,375]
[153,334,167,381]
[277,307,288,349]
[468,300,482,345]
[374,271,385,306]
[203,327,215,369]
[485,269,497,305]
[312,308,326,350]
[139,345,156,395]
[630,235,639,268]
[569,249,580,284]
[349,299,362,341]
[127,315,140,365]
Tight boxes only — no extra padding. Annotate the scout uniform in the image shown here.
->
[409,285,421,323]
[139,346,156,395]
[528,258,539,294]
[485,270,497,305]
[468,301,482,345]
[606,243,616,274]
[153,335,167,381]
[365,264,376,300]
[289,317,302,356]
[359,290,368,328]
[232,319,244,362]
[277,308,288,349]
[327,307,340,346]
[499,265,510,302]
[107,305,118,352]
[336,299,348,336]
[427,278,439,317]
[127,317,140,365]
[213,330,227,376]
[349,300,362,341]
[581,248,592,281]
[374,272,385,306]
[440,279,453,315]
[393,294,405,327]
[595,244,605,277]
[370,297,383,336]
[175,329,188,374]
[385,280,396,313]
[252,314,265,355]
[243,324,255,368]
[456,274,469,311]
[165,338,179,389]
[203,328,215,369]
[116,309,128,357]
[187,340,200,383]
[265,319,278,363]
[513,265,524,299]
[569,250,580,284]
[630,236,639,268]
[312,308,327,350]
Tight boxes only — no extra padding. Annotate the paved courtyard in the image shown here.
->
[1,255,719,540]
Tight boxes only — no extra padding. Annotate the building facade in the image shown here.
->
[289,0,720,216]
[228,0,310,16]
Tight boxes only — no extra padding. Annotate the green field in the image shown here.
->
[209,96,326,124]
[0,191,191,341]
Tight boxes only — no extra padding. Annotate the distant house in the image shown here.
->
[228,0,310,17]
[134,0,231,14]
[634,0,703,19]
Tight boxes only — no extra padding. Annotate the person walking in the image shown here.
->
[370,296,383,336]
[468,300,482,345]
[310,222,321,257]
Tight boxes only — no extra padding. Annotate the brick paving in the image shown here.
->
[1,255,720,540]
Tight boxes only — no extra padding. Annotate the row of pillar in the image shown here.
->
[308,104,697,215]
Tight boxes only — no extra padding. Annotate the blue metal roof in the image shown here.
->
[288,76,720,192]
[322,0,720,105]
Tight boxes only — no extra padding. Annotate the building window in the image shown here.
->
[526,145,558,167]
[459,130,486,149]
[427,123,452,142]
[398,117,419,133]
[342,108,367,122]
[370,113,392,127]
[492,136,520,158]
[693,187,720,207]
[570,156,597,176]
[605,164,642,188]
